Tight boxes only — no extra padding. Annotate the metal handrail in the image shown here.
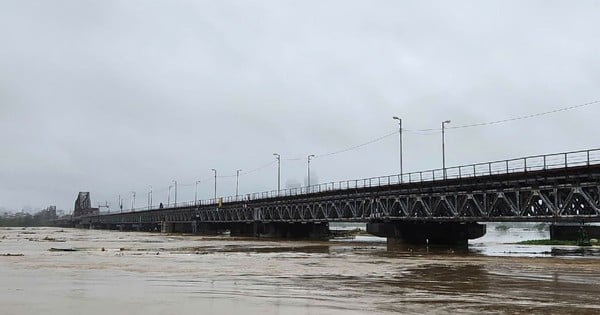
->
[114,148,600,214]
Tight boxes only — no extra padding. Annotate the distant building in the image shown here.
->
[34,206,58,221]
[73,192,99,217]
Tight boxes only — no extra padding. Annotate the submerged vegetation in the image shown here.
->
[330,228,370,238]
[495,223,548,232]
[517,239,599,246]
[495,224,510,231]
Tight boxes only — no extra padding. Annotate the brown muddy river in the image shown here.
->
[1,225,600,314]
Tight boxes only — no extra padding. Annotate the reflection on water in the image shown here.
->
[1,225,599,315]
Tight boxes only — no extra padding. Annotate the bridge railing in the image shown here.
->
[242,148,600,201]
[115,148,600,213]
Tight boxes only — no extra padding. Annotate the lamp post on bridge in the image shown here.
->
[273,153,281,194]
[236,169,242,200]
[167,185,172,206]
[211,169,217,199]
[147,185,152,210]
[195,180,201,205]
[118,194,123,213]
[172,180,177,206]
[130,191,136,211]
[442,120,451,180]
[307,154,315,188]
[393,116,403,181]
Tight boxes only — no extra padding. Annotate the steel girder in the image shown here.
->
[238,183,600,223]
[85,183,600,225]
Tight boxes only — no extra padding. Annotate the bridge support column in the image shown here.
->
[161,221,173,233]
[229,222,259,237]
[171,222,193,233]
[259,222,330,240]
[195,222,226,235]
[367,221,486,246]
[550,224,600,241]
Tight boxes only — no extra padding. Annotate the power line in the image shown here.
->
[451,99,600,129]
[259,98,600,161]
[405,99,600,132]
[119,98,600,198]
[239,161,277,177]
[315,131,398,158]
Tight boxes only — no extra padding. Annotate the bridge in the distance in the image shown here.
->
[64,148,600,245]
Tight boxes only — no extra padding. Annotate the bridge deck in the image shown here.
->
[76,160,600,225]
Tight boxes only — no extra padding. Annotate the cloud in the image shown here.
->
[1,0,599,211]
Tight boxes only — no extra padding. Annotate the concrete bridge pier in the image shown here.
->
[136,223,158,232]
[172,222,193,233]
[229,222,259,237]
[367,221,486,246]
[160,221,193,233]
[97,223,109,230]
[259,222,330,240]
[195,222,226,235]
[161,221,173,233]
[550,224,600,241]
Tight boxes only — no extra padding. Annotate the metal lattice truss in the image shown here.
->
[96,181,600,225]
[214,183,600,223]
[83,149,600,226]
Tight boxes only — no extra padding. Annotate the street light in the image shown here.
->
[195,180,201,205]
[130,191,136,211]
[393,116,403,181]
[442,120,451,179]
[273,153,281,194]
[307,154,315,188]
[211,168,217,199]
[168,185,172,206]
[172,180,177,206]
[236,169,242,199]
[148,185,153,210]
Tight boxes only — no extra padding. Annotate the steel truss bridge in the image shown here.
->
[79,148,600,227]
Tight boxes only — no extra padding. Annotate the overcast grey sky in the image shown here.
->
[1,1,599,212]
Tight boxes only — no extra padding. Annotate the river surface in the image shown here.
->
[1,224,600,314]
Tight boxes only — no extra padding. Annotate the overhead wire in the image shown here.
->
[315,131,398,158]
[404,99,600,132]
[121,98,600,198]
[200,98,600,180]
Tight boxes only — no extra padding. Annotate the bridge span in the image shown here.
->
[65,148,600,245]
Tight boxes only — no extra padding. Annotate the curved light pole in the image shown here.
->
[236,169,242,199]
[442,120,451,179]
[211,169,217,199]
[172,180,177,206]
[307,154,315,188]
[273,153,281,194]
[393,116,403,181]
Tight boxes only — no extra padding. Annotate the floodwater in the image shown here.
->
[1,224,600,315]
